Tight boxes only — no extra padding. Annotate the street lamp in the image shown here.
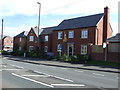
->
[37,2,41,50]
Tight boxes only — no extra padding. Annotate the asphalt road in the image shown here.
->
[0,57,119,89]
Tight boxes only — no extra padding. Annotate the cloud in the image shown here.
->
[1,0,118,16]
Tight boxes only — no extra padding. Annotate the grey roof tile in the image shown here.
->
[15,31,28,37]
[54,13,104,30]
[41,26,57,35]
[107,33,120,42]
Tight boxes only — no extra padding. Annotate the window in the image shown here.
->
[29,46,34,52]
[68,31,74,38]
[45,36,48,41]
[81,45,87,55]
[6,40,9,43]
[29,36,34,41]
[58,32,63,39]
[19,38,22,42]
[44,46,48,52]
[57,44,62,51]
[81,30,88,38]
[19,46,22,51]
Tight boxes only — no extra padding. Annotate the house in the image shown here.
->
[13,31,28,52]
[106,33,120,62]
[51,6,112,56]
[40,26,57,53]
[2,36,13,51]
[27,27,41,52]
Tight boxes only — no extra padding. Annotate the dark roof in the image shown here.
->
[15,31,28,37]
[41,26,57,35]
[107,33,120,42]
[54,13,104,30]
[3,36,12,40]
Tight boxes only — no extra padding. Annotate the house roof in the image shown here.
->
[54,13,104,30]
[31,27,43,36]
[41,26,57,35]
[3,36,12,40]
[15,31,28,37]
[107,33,120,42]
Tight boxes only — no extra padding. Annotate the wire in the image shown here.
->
[42,0,81,14]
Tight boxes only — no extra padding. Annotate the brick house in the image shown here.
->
[40,26,57,53]
[13,31,28,52]
[2,36,13,51]
[27,27,40,52]
[51,6,112,56]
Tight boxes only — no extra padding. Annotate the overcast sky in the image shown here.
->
[0,0,119,37]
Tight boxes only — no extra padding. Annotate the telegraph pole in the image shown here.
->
[1,19,3,50]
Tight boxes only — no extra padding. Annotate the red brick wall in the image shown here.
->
[52,27,97,55]
[3,37,13,47]
[40,34,52,52]
[27,29,38,51]
[13,37,27,51]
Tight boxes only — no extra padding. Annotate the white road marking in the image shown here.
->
[51,84,85,87]
[22,74,50,77]
[116,77,119,79]
[0,70,2,71]
[10,64,24,69]
[2,69,21,71]
[34,70,74,82]
[93,73,105,76]
[61,68,68,70]
[75,70,84,72]
[12,73,54,88]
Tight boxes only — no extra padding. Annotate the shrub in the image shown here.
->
[2,50,12,55]
[27,50,37,58]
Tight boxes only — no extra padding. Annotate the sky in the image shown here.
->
[0,0,119,37]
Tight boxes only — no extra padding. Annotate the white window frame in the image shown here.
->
[19,46,22,51]
[45,35,48,42]
[81,45,87,55]
[29,36,34,41]
[19,38,22,42]
[57,44,62,52]
[81,30,88,38]
[29,46,34,52]
[68,31,74,38]
[44,46,48,52]
[58,32,63,39]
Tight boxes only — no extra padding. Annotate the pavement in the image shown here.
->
[2,55,120,73]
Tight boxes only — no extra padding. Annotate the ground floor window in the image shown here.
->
[57,44,62,52]
[44,46,48,52]
[81,45,87,55]
[29,46,34,52]
[19,46,22,51]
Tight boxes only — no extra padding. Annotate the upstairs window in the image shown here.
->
[81,30,88,38]
[29,36,34,41]
[68,31,74,38]
[45,35,48,41]
[19,38,22,42]
[58,32,63,39]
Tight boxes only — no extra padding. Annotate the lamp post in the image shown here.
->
[37,2,41,50]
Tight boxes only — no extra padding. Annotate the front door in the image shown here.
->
[67,43,74,56]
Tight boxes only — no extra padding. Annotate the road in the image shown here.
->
[0,57,119,89]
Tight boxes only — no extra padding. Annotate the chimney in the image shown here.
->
[103,6,110,42]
